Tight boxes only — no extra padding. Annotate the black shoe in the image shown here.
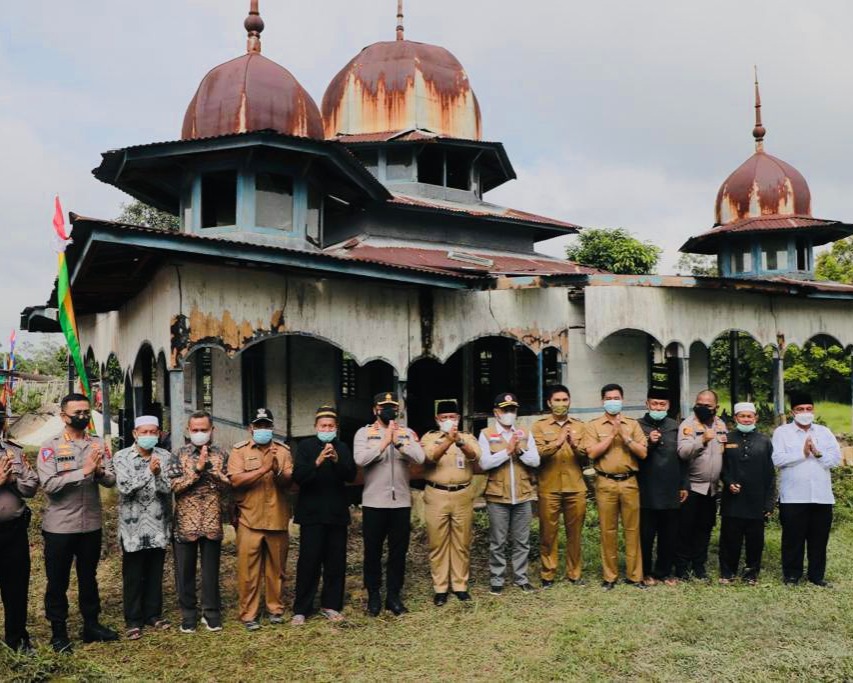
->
[454,590,471,601]
[783,577,800,586]
[567,578,586,586]
[81,622,119,643]
[489,584,503,596]
[518,583,536,593]
[433,592,448,606]
[385,597,408,616]
[51,635,73,654]
[541,579,554,589]
[367,591,382,617]
[693,568,709,581]
[809,579,832,588]
[601,581,616,591]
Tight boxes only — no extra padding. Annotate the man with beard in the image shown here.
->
[675,390,727,581]
[354,392,425,616]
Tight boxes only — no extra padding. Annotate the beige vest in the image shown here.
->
[480,428,537,504]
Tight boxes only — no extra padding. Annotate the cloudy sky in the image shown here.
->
[2,0,852,348]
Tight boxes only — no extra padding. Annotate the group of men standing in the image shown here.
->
[0,382,843,653]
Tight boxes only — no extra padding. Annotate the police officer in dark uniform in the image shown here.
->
[37,393,118,653]
[0,404,39,653]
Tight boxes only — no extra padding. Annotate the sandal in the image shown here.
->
[319,608,345,623]
[126,627,142,640]
[150,619,171,631]
[290,614,306,626]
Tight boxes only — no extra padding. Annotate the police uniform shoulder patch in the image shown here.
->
[40,447,55,462]
[233,440,249,449]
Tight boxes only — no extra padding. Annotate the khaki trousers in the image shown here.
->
[424,485,474,592]
[538,490,587,581]
[235,524,288,622]
[595,476,642,583]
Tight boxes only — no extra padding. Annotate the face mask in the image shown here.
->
[648,410,668,422]
[794,412,814,427]
[736,423,756,433]
[603,400,622,416]
[439,419,458,433]
[497,412,516,427]
[550,404,569,417]
[693,405,715,423]
[317,430,336,443]
[67,415,90,430]
[190,431,211,447]
[136,435,159,451]
[378,406,398,424]
[252,429,273,445]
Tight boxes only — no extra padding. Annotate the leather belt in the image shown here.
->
[426,481,470,492]
[595,470,636,481]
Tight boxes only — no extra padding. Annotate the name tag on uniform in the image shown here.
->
[397,433,410,442]
[243,453,262,471]
[56,454,78,473]
[367,435,382,441]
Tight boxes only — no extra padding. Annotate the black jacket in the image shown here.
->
[293,436,357,525]
[637,415,688,510]
[720,430,775,519]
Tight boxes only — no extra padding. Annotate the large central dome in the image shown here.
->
[321,9,481,141]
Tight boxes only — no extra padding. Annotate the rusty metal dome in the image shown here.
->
[181,2,323,141]
[713,72,811,226]
[321,37,482,141]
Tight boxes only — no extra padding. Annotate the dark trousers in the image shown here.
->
[122,548,166,628]
[362,506,411,598]
[779,503,833,583]
[640,508,679,579]
[674,491,718,577]
[293,524,348,615]
[43,529,102,626]
[0,515,31,647]
[719,516,765,579]
[173,538,221,624]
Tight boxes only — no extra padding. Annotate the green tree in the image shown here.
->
[117,200,180,231]
[565,228,661,275]
[13,340,68,378]
[676,253,719,277]
[784,339,851,403]
[815,237,853,283]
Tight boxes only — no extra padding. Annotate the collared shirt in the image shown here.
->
[37,431,116,534]
[227,440,293,531]
[582,415,646,474]
[114,445,172,552]
[168,443,230,542]
[532,415,586,494]
[421,430,479,486]
[354,422,425,509]
[676,415,727,495]
[0,438,38,522]
[771,421,841,504]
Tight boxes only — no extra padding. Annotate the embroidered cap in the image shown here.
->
[733,402,756,415]
[374,392,399,407]
[134,415,160,429]
[315,405,338,420]
[251,408,274,425]
[494,393,519,409]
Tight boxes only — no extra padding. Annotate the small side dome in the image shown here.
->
[181,2,323,141]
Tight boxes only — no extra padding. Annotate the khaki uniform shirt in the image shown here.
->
[168,443,230,542]
[677,416,726,495]
[0,438,38,522]
[421,430,479,486]
[227,440,293,531]
[532,416,586,494]
[37,431,115,534]
[582,415,647,474]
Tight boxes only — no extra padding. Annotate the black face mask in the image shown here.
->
[693,405,715,423]
[378,406,398,424]
[67,415,91,430]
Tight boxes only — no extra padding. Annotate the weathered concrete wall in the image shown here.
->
[585,285,853,349]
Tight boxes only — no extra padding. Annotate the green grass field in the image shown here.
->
[3,475,853,683]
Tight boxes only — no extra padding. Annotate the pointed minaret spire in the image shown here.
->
[753,65,766,152]
[396,0,405,41]
[245,0,264,54]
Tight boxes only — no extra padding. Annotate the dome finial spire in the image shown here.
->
[245,0,264,54]
[396,0,405,41]
[753,65,766,152]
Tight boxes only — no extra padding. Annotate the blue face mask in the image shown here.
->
[736,423,756,433]
[252,428,274,445]
[136,435,159,451]
[648,410,668,421]
[603,399,622,416]
[317,431,337,443]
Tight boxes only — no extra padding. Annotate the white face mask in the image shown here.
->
[190,431,211,447]
[439,419,458,434]
[497,412,516,427]
[794,412,814,427]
